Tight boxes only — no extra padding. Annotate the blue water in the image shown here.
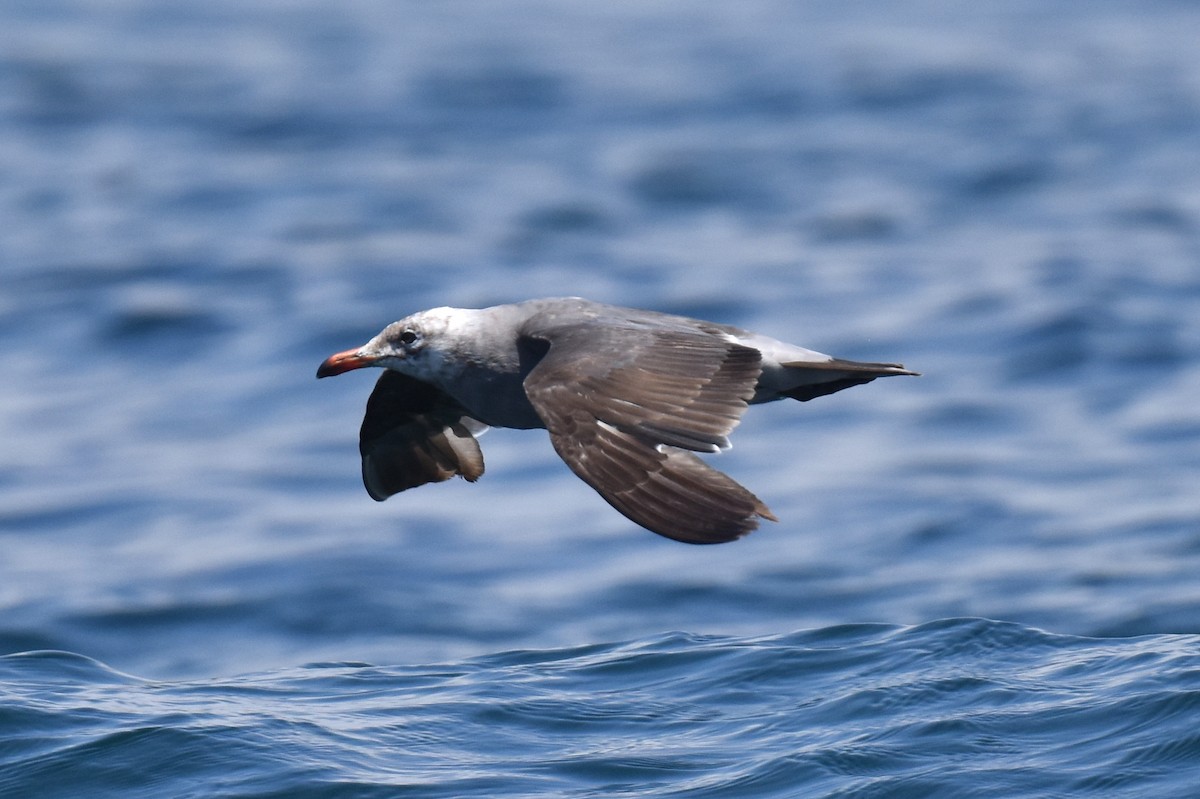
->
[3,0,1200,795]
[4,621,1200,798]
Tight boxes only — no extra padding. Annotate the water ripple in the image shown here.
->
[2,620,1199,797]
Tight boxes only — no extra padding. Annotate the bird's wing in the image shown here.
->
[357,370,486,500]
[519,319,774,543]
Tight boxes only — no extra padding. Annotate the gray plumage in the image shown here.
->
[317,297,917,544]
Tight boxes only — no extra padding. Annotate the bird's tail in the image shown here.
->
[778,358,919,402]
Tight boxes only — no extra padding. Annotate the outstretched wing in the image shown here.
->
[358,370,486,500]
[519,320,774,544]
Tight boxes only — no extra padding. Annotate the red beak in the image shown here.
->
[316,348,377,378]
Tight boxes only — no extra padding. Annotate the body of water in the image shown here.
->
[3,1,1200,796]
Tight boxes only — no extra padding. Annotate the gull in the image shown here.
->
[317,297,916,544]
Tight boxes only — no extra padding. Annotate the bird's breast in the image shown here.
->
[446,366,546,430]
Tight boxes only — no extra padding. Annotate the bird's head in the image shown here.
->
[316,309,455,379]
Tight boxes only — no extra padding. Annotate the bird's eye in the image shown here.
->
[398,330,418,345]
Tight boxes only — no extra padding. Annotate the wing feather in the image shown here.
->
[520,319,773,543]
[358,370,486,500]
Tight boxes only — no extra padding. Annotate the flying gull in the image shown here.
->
[317,297,916,544]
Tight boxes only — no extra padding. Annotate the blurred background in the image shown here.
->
[2,0,1199,680]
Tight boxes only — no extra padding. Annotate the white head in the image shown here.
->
[316,307,470,383]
